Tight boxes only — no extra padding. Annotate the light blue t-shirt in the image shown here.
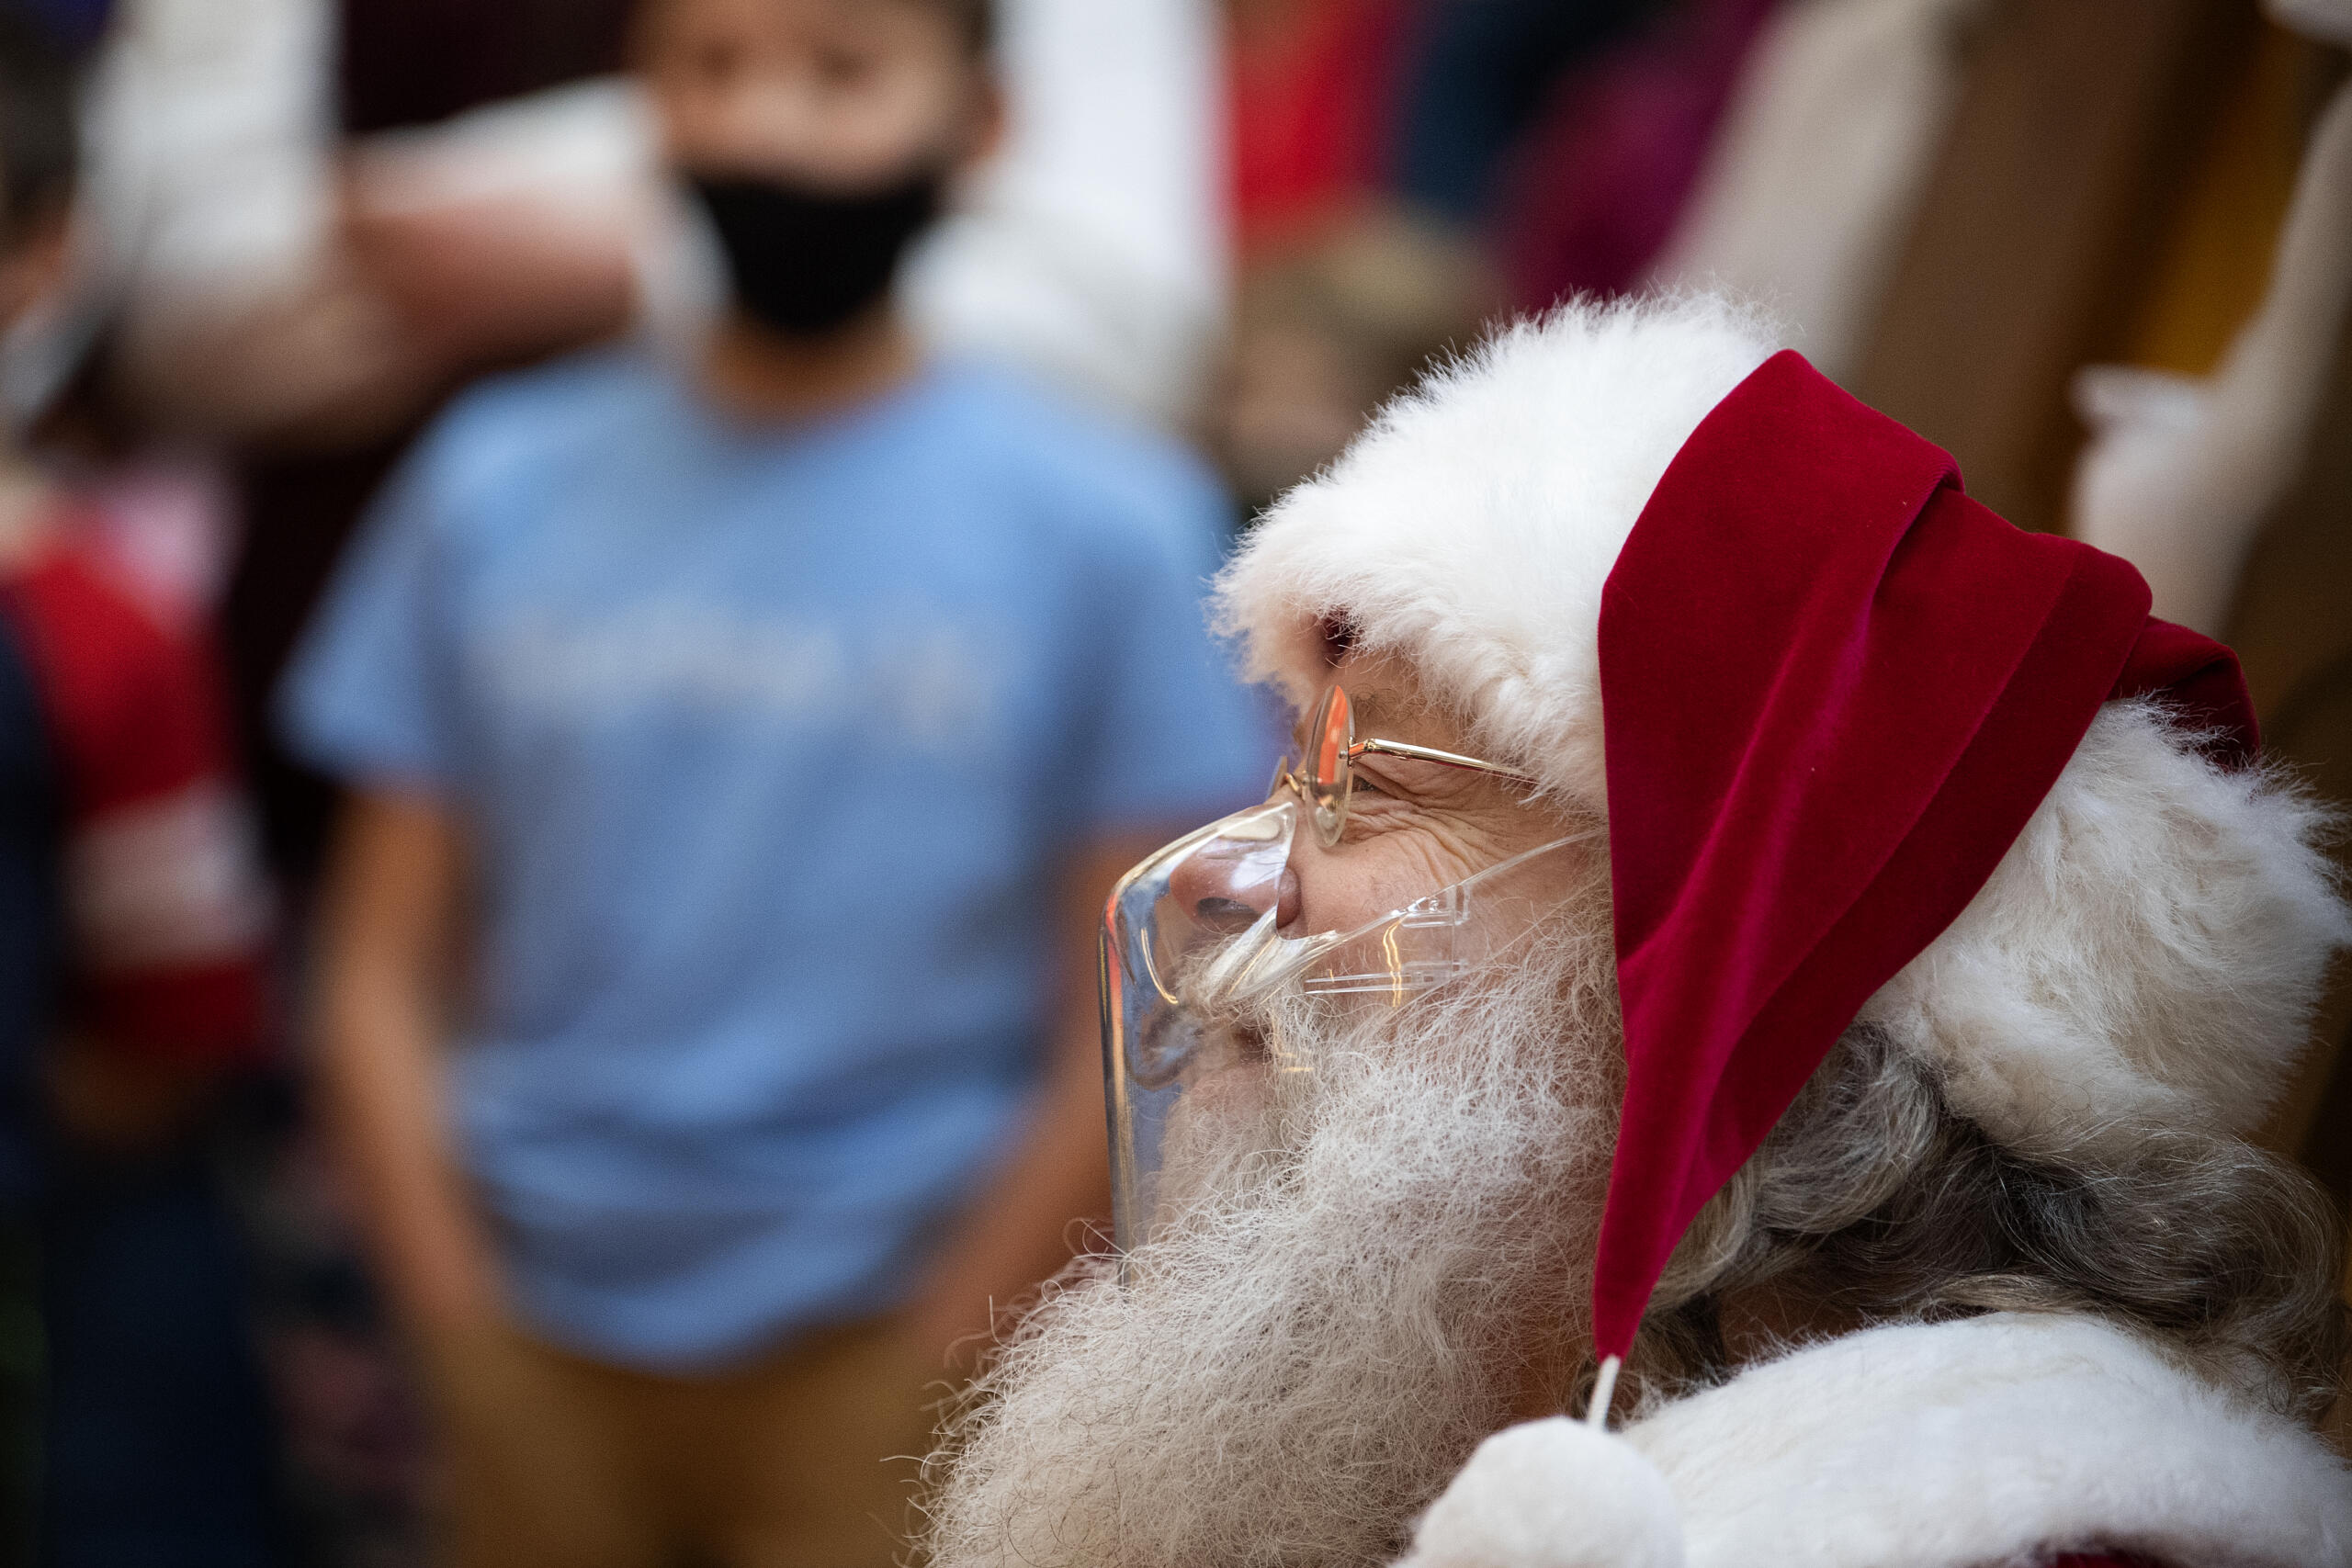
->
[282,346,1267,1369]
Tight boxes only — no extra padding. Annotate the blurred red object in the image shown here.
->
[1227,0,1419,255]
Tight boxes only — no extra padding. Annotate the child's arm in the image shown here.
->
[313,787,500,1332]
[898,828,1169,1373]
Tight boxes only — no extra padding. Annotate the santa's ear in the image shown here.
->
[1317,613,1361,669]
[1395,1417,1684,1568]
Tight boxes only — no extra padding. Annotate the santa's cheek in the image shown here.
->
[1289,852,1437,935]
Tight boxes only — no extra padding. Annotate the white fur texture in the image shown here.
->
[1216,295,1777,810]
[1214,296,2350,1153]
[1401,1420,1683,1568]
[1866,699,2352,1149]
[1398,1314,2352,1568]
[1635,1313,2352,1568]
[923,924,1622,1568]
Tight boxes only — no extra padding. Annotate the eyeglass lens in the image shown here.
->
[1306,683,1352,846]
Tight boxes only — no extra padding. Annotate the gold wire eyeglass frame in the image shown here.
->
[1271,682,1537,848]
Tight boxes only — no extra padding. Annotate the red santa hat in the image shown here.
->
[1214,296,2347,1381]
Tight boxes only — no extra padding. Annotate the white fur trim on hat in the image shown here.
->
[1865,697,2351,1151]
[1212,294,2350,1152]
[1398,1418,1683,1568]
[1396,1313,2352,1568]
[1216,294,1776,810]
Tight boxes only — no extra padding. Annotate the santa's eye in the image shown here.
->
[1343,761,1404,803]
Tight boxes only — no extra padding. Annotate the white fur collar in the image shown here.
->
[1403,1313,2352,1568]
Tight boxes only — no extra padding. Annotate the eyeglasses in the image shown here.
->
[1272,682,1537,848]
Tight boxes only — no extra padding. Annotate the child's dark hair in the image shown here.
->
[0,12,76,246]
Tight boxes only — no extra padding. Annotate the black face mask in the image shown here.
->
[686,167,945,340]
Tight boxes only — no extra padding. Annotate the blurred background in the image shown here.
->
[0,0,2346,1562]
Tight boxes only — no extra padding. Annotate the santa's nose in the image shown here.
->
[1168,836,1300,934]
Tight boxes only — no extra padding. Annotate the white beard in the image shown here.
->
[922,910,1621,1568]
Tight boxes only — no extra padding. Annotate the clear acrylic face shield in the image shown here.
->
[1101,685,1593,1255]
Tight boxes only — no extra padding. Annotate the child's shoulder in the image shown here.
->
[923,358,1226,539]
[412,343,673,502]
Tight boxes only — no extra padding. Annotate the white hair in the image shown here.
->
[922,891,1622,1568]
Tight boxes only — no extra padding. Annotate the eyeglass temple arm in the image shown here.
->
[1350,738,1535,785]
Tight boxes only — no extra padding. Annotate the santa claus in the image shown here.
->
[922,297,2352,1568]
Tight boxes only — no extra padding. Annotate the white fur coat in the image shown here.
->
[1399,1313,2352,1568]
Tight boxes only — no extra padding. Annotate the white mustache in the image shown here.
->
[1183,907,1340,1011]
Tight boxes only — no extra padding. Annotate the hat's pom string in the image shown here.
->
[1584,1355,1622,1431]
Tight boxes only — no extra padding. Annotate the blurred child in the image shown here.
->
[0,13,279,1560]
[281,1,1263,1563]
